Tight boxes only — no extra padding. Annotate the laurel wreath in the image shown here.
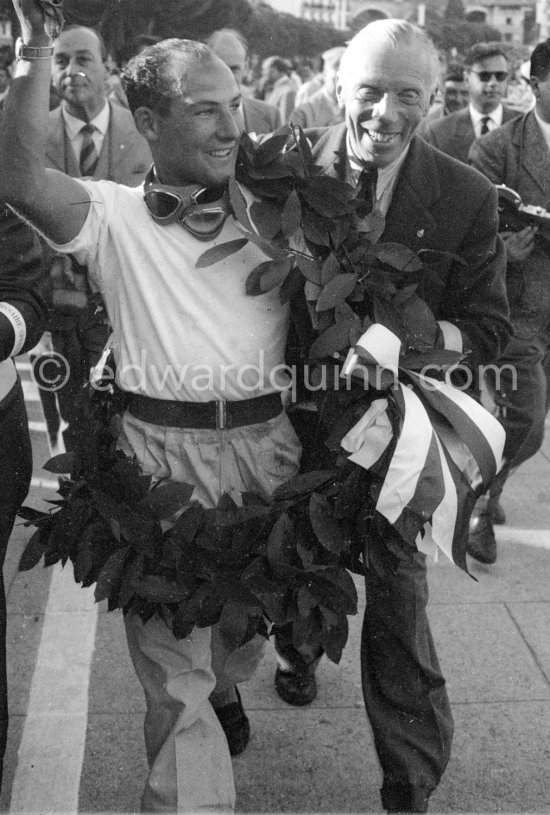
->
[18,125,463,662]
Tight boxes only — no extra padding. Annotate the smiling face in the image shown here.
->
[466,54,508,114]
[337,32,435,168]
[149,56,243,188]
[52,28,108,120]
[444,79,469,113]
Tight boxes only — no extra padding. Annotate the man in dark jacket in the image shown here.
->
[421,42,519,163]
[468,39,550,563]
[0,206,47,787]
[273,19,510,814]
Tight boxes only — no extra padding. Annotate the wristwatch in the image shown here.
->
[15,38,54,61]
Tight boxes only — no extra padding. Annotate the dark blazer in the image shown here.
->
[469,110,550,339]
[0,207,46,357]
[242,96,281,136]
[308,123,511,365]
[45,101,152,186]
[421,105,520,165]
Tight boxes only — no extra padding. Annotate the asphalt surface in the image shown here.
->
[1,357,549,814]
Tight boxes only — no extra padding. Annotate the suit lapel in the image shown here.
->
[45,108,69,172]
[312,127,439,249]
[516,112,550,203]
[383,138,439,249]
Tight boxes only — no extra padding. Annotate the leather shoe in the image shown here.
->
[490,499,506,525]
[275,665,317,706]
[213,687,250,756]
[467,509,497,564]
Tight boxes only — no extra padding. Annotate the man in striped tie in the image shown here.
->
[41,25,152,452]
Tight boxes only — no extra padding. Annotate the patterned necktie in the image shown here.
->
[355,161,378,218]
[79,123,99,177]
[480,116,491,136]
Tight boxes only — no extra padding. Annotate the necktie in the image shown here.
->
[355,161,378,217]
[480,116,491,136]
[79,123,99,177]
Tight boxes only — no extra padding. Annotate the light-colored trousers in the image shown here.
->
[121,408,301,813]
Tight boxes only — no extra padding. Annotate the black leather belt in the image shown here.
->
[127,391,283,429]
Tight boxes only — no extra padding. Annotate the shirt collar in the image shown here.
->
[470,103,503,128]
[62,100,110,141]
[345,132,410,192]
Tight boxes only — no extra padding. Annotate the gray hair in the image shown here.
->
[122,38,218,117]
[340,18,440,95]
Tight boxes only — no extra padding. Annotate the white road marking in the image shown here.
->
[496,527,550,550]
[9,563,98,815]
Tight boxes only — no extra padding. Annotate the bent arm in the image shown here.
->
[0,26,90,244]
[440,184,511,366]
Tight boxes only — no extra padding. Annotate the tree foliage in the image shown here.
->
[444,0,466,23]
[427,20,502,55]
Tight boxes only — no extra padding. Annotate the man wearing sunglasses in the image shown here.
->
[0,1,303,811]
[421,42,519,164]
[467,40,550,565]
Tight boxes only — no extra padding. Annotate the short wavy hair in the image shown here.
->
[122,38,217,118]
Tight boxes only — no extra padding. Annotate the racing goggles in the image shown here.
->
[144,182,231,241]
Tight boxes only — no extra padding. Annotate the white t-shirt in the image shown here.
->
[48,179,290,402]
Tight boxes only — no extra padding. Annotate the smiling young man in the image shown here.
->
[422,42,519,164]
[272,19,511,814]
[0,2,302,811]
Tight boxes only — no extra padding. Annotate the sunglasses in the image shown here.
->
[470,70,509,82]
[144,183,231,240]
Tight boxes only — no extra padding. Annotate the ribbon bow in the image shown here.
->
[340,324,505,570]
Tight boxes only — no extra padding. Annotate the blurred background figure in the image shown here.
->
[206,28,281,134]
[261,56,297,123]
[290,46,345,129]
[425,62,469,123]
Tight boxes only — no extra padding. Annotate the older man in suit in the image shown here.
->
[468,40,550,563]
[43,24,152,451]
[422,42,519,163]
[206,29,280,135]
[0,206,47,786]
[273,19,510,814]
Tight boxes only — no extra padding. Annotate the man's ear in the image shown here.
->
[133,107,160,142]
[336,80,345,111]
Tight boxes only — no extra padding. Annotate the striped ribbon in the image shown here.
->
[340,324,505,570]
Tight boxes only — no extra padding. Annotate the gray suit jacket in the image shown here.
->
[421,105,520,165]
[242,96,281,135]
[45,101,152,186]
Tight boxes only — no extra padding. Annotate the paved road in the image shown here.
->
[2,360,550,814]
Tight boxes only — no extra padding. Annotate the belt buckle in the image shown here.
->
[216,399,227,430]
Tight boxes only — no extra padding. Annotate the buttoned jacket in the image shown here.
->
[421,105,519,165]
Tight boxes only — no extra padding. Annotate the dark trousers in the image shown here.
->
[491,335,548,468]
[275,530,453,812]
[0,380,32,788]
[361,532,452,813]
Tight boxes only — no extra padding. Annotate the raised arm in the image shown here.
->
[0,0,91,244]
